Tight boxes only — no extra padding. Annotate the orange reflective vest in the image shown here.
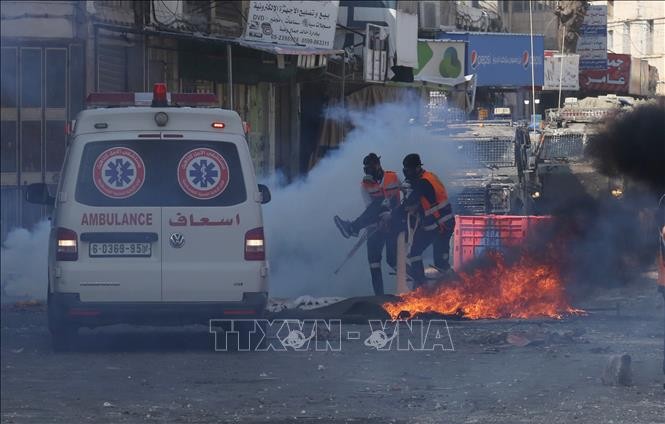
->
[419,171,453,231]
[361,170,401,208]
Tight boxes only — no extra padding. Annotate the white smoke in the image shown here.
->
[0,100,464,302]
[1,220,50,302]
[264,100,464,297]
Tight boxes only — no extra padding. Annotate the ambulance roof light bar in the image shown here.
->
[86,83,218,108]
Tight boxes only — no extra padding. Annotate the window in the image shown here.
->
[46,49,67,108]
[21,48,42,108]
[608,29,614,51]
[471,0,481,8]
[69,45,86,117]
[76,140,247,207]
[45,121,66,172]
[647,20,654,54]
[502,0,510,13]
[1,47,18,107]
[1,121,17,173]
[21,121,41,172]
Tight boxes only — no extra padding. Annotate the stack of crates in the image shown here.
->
[452,215,554,270]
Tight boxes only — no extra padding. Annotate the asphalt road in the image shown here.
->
[2,277,664,424]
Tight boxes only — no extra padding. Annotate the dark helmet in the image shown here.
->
[402,153,422,169]
[402,153,423,182]
[363,153,381,166]
[363,153,383,181]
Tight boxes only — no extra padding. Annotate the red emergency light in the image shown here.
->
[152,83,168,107]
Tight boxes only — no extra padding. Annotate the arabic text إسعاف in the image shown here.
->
[168,212,235,227]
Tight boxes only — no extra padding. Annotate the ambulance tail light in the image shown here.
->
[244,227,265,261]
[56,227,78,261]
[152,83,168,107]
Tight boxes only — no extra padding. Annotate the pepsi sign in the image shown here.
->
[441,32,544,87]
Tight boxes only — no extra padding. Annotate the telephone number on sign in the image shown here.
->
[89,242,152,257]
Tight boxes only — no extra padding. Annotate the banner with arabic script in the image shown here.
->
[579,53,630,94]
[244,1,339,49]
[577,5,607,70]
[543,51,579,91]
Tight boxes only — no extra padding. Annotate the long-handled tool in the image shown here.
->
[333,226,380,275]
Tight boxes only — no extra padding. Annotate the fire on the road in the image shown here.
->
[384,252,584,320]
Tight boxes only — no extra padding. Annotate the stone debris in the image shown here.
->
[601,354,632,386]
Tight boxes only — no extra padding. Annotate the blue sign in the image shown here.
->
[438,32,544,87]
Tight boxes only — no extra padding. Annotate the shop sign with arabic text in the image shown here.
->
[244,1,339,49]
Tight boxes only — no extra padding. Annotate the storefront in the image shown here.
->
[438,32,545,120]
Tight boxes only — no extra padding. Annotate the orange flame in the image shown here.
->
[384,252,584,320]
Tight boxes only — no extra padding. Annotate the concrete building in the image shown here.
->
[600,0,665,94]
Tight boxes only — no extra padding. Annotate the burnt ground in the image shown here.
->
[1,274,664,424]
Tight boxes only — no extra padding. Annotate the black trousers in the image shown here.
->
[407,219,455,288]
[367,229,397,295]
[352,200,387,231]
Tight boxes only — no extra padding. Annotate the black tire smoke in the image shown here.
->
[587,100,665,193]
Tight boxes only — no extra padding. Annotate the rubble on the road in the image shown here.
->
[266,296,346,312]
[602,354,633,386]
[461,324,586,348]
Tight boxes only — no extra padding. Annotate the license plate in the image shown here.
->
[89,242,152,257]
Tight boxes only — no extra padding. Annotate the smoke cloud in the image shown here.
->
[264,99,466,297]
[1,220,49,302]
[587,101,665,193]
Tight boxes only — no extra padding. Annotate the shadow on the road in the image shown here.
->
[72,329,213,352]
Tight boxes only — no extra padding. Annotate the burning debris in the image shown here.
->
[384,251,583,320]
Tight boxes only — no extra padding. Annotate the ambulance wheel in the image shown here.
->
[49,320,78,352]
[48,293,78,352]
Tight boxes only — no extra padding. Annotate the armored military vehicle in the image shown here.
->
[426,111,534,215]
[532,95,636,213]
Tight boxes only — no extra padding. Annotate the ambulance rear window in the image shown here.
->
[75,140,247,206]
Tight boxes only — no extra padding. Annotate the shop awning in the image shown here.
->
[236,39,343,56]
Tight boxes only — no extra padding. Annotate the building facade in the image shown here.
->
[601,0,665,94]
[1,0,335,239]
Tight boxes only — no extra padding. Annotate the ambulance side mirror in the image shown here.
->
[258,184,271,204]
[25,183,55,206]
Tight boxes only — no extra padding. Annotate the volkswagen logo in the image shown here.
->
[169,233,185,248]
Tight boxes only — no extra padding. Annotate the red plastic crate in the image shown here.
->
[453,215,554,270]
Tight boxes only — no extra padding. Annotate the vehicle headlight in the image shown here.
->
[610,188,623,198]
[531,191,541,199]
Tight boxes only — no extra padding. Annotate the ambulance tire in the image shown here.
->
[48,292,78,352]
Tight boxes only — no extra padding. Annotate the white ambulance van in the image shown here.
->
[26,84,270,350]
